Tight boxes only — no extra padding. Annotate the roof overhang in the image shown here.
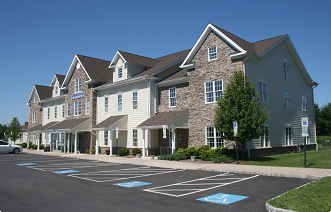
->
[40,95,66,103]
[109,51,127,68]
[180,23,247,68]
[137,110,189,129]
[92,115,128,131]
[157,76,189,87]
[27,85,41,105]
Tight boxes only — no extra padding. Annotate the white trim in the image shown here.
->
[27,86,41,104]
[168,87,176,108]
[132,89,138,110]
[109,51,127,68]
[259,35,288,57]
[208,45,217,61]
[157,77,189,87]
[258,80,268,104]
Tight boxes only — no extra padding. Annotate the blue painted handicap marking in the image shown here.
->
[53,170,80,174]
[197,193,248,205]
[16,163,37,166]
[113,181,152,188]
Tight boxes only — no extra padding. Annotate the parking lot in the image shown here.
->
[0,153,310,212]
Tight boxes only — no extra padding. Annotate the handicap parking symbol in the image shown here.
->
[113,181,152,188]
[16,163,37,166]
[53,170,80,174]
[197,193,248,205]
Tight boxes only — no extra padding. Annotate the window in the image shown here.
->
[206,126,224,148]
[169,88,176,107]
[74,101,82,116]
[47,107,50,119]
[104,96,108,112]
[86,98,90,115]
[67,103,71,117]
[205,80,223,103]
[32,112,36,123]
[260,125,269,148]
[54,105,57,118]
[74,78,82,93]
[258,81,268,103]
[34,95,36,103]
[283,60,288,79]
[285,127,293,146]
[133,129,138,147]
[208,45,217,60]
[62,104,65,118]
[132,90,138,109]
[118,93,122,111]
[55,86,58,95]
[104,131,108,146]
[283,89,291,108]
[302,95,307,111]
[118,67,122,78]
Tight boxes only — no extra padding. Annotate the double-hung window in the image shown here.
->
[258,81,268,103]
[118,93,122,111]
[74,101,82,116]
[67,103,71,117]
[206,126,224,148]
[104,131,108,146]
[205,80,223,103]
[169,88,176,107]
[283,89,291,108]
[74,78,82,93]
[302,95,307,111]
[118,67,122,78]
[86,98,90,115]
[208,45,217,60]
[62,104,65,118]
[132,90,138,109]
[285,126,293,146]
[47,107,50,119]
[283,60,288,79]
[260,125,269,148]
[104,96,108,113]
[32,112,36,123]
[54,105,57,118]
[55,86,58,95]
[133,129,138,147]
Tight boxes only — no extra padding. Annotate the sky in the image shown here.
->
[0,0,330,125]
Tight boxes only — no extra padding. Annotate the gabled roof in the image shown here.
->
[138,110,188,128]
[62,55,112,88]
[28,85,53,103]
[27,124,42,132]
[159,68,187,83]
[55,74,66,85]
[93,115,127,129]
[117,51,158,67]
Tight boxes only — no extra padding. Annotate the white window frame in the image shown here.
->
[285,126,293,146]
[302,95,307,112]
[132,129,138,147]
[169,87,176,107]
[132,90,138,110]
[283,60,288,79]
[74,101,82,116]
[104,96,108,113]
[54,105,57,119]
[62,104,65,118]
[118,67,123,78]
[117,93,122,112]
[205,126,224,148]
[283,89,291,108]
[260,125,269,148]
[67,103,71,117]
[55,86,58,95]
[47,107,50,119]
[208,45,217,61]
[32,112,36,123]
[86,98,90,115]
[104,131,108,146]
[74,78,82,93]
[205,80,223,104]
[258,81,268,103]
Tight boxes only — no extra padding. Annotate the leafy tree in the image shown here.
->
[0,124,8,141]
[316,103,331,136]
[8,117,21,144]
[24,121,28,125]
[214,71,269,160]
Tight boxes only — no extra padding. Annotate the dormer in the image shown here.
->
[50,74,65,97]
[109,51,158,83]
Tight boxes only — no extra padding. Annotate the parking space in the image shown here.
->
[0,153,311,212]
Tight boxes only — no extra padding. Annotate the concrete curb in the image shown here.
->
[265,201,295,212]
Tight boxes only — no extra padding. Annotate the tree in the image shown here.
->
[8,117,21,144]
[316,103,331,136]
[0,124,8,141]
[214,71,269,160]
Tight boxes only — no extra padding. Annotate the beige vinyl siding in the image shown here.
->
[113,58,127,83]
[96,81,150,148]
[42,99,66,126]
[245,41,316,149]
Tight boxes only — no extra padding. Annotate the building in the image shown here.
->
[26,23,317,157]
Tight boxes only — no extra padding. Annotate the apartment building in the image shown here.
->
[26,23,317,157]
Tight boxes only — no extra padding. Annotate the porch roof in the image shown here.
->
[27,124,42,132]
[41,121,59,131]
[92,115,127,130]
[137,110,188,129]
[45,118,91,132]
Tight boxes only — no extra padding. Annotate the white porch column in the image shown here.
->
[95,131,99,155]
[109,128,113,156]
[56,132,59,150]
[37,133,40,150]
[142,129,146,157]
[67,133,70,153]
[74,131,78,154]
[171,128,176,154]
[27,135,30,149]
[64,133,67,153]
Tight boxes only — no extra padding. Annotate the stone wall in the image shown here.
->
[158,82,190,112]
[157,128,189,149]
[28,88,43,143]
[187,31,242,147]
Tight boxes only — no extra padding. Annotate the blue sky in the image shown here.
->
[0,0,330,125]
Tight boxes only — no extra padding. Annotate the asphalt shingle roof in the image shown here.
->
[35,85,53,101]
[27,124,42,132]
[94,115,127,129]
[118,51,158,67]
[138,110,188,127]
[48,118,90,131]
[160,68,188,82]
[77,55,112,83]
[55,74,66,85]
[41,122,59,131]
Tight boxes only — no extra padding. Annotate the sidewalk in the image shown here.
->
[24,149,331,180]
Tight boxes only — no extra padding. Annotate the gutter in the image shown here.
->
[157,76,189,87]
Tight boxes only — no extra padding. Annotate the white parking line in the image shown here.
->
[144,173,259,197]
[27,161,119,171]
[68,167,184,183]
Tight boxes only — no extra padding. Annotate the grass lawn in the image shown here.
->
[269,176,331,212]
[243,149,331,169]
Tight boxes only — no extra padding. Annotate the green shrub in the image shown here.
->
[18,142,27,148]
[118,148,129,156]
[85,149,90,154]
[31,144,37,150]
[90,149,96,154]
[211,155,235,163]
[187,147,198,156]
[40,144,44,150]
[197,145,211,158]
[44,145,50,152]
[175,148,190,158]
[158,154,176,160]
[132,148,142,156]
[174,155,188,161]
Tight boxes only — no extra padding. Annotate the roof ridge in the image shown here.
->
[155,49,191,60]
[34,84,52,87]
[253,34,287,44]
[118,50,158,61]
[212,24,253,44]
[76,54,110,62]
[55,74,66,77]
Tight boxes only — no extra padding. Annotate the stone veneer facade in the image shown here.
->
[187,31,242,147]
[28,89,43,142]
[158,82,190,112]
